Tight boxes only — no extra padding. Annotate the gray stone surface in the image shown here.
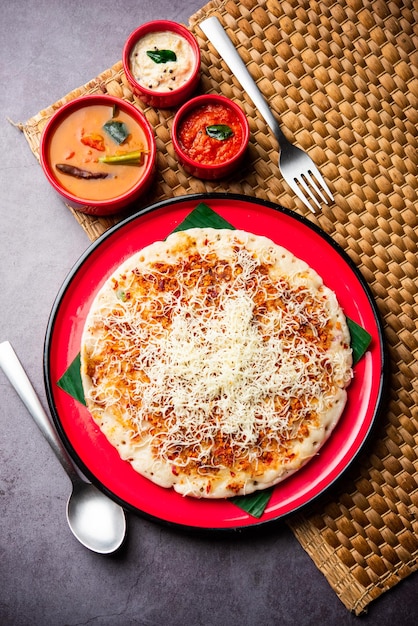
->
[0,1,416,625]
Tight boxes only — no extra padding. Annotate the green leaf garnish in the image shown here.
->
[206,124,234,140]
[173,202,234,232]
[99,150,144,165]
[346,317,372,364]
[146,49,177,63]
[103,120,129,145]
[57,353,86,406]
[231,489,273,518]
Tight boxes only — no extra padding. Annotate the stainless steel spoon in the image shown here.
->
[0,340,127,554]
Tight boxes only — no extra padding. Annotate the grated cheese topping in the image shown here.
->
[82,229,352,489]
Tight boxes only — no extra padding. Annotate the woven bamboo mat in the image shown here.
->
[19,0,417,615]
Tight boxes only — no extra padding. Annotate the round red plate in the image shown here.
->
[44,194,387,530]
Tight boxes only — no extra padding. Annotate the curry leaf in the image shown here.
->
[206,124,234,140]
[103,120,129,145]
[146,49,177,63]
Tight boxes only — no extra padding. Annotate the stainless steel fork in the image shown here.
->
[200,16,334,214]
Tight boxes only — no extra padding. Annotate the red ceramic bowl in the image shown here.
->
[171,94,250,180]
[123,20,201,108]
[39,95,156,216]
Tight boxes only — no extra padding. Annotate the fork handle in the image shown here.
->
[200,16,285,143]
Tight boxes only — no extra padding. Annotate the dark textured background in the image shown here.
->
[0,1,416,624]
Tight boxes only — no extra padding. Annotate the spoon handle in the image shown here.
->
[0,340,79,481]
[199,16,285,141]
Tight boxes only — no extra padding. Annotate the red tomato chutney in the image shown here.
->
[177,102,244,165]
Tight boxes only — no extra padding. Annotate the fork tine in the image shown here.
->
[308,164,334,202]
[287,164,334,214]
[302,172,328,205]
[291,178,321,214]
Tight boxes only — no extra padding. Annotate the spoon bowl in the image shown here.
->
[0,341,127,554]
[67,478,127,554]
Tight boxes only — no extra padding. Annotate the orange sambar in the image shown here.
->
[48,104,149,201]
[177,102,244,165]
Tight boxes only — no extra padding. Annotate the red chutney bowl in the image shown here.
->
[123,21,201,109]
[39,94,156,216]
[171,94,250,180]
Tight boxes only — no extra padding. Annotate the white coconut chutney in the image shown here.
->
[129,31,195,92]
